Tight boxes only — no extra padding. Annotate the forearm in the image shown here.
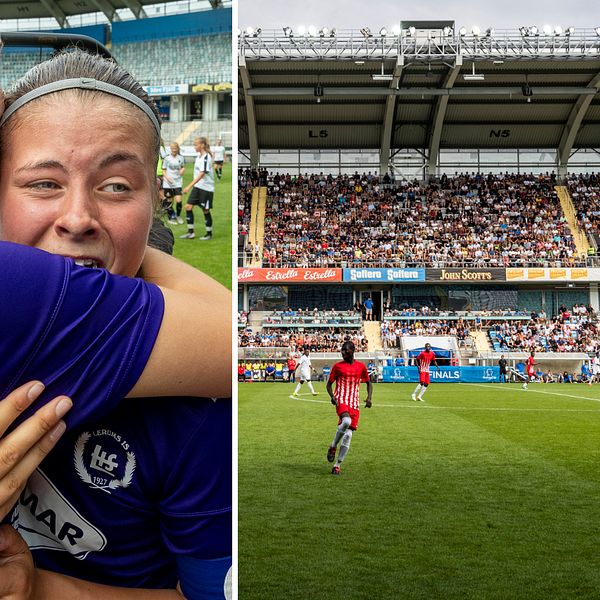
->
[36,570,184,599]
[131,248,232,398]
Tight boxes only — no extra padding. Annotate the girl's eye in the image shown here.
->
[29,181,58,190]
[103,182,130,193]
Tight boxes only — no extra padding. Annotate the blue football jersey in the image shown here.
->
[10,397,232,590]
[0,241,164,429]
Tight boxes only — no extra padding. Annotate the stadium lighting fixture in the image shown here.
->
[379,27,388,37]
[330,28,337,37]
[314,84,323,97]
[519,26,528,36]
[554,25,563,35]
[529,26,539,36]
[297,25,306,36]
[308,25,317,37]
[443,26,453,36]
[459,27,467,36]
[472,26,481,36]
[522,83,533,103]
[320,27,329,37]
[392,24,401,35]
[283,26,293,36]
[566,26,575,35]
[595,27,600,36]
[245,26,254,37]
[408,26,416,36]
[361,27,372,38]
[485,27,494,37]
[463,62,485,81]
[543,25,552,36]
[254,28,262,37]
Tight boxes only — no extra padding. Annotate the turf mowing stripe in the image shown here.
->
[464,383,600,403]
[287,393,600,412]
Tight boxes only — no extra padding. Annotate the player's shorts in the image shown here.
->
[214,161,224,166]
[298,370,311,382]
[527,371,534,380]
[188,188,213,210]
[336,403,360,430]
[419,372,431,385]
[163,187,182,199]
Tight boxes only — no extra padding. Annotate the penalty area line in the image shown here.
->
[463,383,600,404]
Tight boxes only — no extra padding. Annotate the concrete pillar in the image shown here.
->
[590,283,599,312]
[203,94,219,121]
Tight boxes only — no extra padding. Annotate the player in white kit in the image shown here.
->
[162,141,185,224]
[213,139,226,180]
[292,349,318,397]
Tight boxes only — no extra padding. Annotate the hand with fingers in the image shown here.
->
[0,382,72,520]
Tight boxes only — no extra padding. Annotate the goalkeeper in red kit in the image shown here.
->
[326,341,373,476]
[411,342,440,402]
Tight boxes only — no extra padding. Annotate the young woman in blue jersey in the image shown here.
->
[163,141,185,224]
[0,50,231,599]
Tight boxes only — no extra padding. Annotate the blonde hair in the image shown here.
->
[195,136,213,159]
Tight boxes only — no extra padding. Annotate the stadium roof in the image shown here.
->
[239,25,600,174]
[0,0,224,27]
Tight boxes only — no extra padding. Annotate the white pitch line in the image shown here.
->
[463,383,600,404]
[287,394,600,413]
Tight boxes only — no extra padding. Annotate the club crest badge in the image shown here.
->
[74,430,136,494]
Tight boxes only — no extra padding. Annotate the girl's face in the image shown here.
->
[170,143,179,156]
[0,93,156,276]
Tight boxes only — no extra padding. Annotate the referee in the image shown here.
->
[498,354,508,383]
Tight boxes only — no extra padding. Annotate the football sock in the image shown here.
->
[335,430,353,466]
[418,386,427,400]
[294,383,302,395]
[204,212,213,230]
[332,416,352,447]
[176,202,182,216]
[307,381,316,394]
[413,384,422,396]
[186,210,194,230]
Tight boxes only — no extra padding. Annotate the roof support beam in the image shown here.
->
[239,56,259,168]
[89,0,121,21]
[427,55,462,178]
[121,0,147,18]
[247,86,598,97]
[379,56,404,175]
[39,0,68,27]
[557,72,600,178]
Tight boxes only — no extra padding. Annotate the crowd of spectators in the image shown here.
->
[264,308,360,326]
[238,328,367,351]
[489,303,599,353]
[567,172,600,247]
[254,171,583,268]
[381,319,471,349]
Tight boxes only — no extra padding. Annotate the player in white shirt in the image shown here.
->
[162,142,185,224]
[213,139,226,180]
[292,349,318,397]
[592,353,600,383]
[181,137,215,241]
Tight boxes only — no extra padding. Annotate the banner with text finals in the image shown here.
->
[238,268,342,283]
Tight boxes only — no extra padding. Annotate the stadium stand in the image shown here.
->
[568,173,600,249]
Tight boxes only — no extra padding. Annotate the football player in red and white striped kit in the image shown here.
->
[326,341,373,476]
[412,342,440,402]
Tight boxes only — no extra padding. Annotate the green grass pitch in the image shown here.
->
[239,381,600,599]
[164,161,231,289]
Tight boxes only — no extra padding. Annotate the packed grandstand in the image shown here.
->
[237,24,600,384]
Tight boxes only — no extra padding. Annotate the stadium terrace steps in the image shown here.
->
[364,320,383,351]
[248,187,267,267]
[555,185,590,256]
[471,331,492,356]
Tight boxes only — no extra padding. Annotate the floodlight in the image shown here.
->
[554,25,563,35]
[320,27,329,37]
[283,26,292,36]
[566,26,575,35]
[443,26,453,36]
[472,26,481,36]
[530,26,539,36]
[464,62,485,81]
[297,25,306,36]
[380,27,388,36]
[254,28,262,36]
[314,84,323,97]
[245,26,254,36]
[392,24,401,35]
[308,25,317,37]
[519,26,528,36]
[459,27,467,36]
[372,74,394,81]
[408,26,416,36]
[543,25,552,36]
[485,27,494,37]
[361,27,371,38]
